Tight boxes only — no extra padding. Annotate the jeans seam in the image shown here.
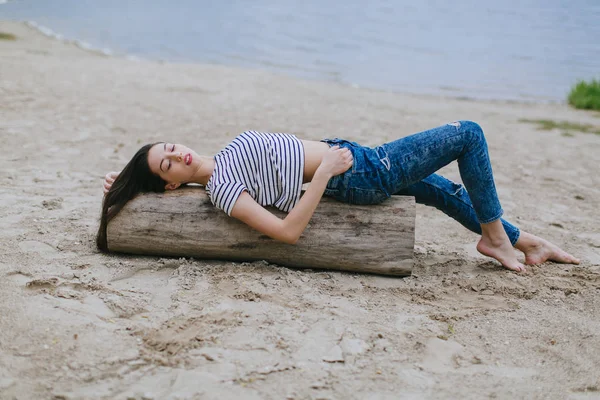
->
[478,209,504,224]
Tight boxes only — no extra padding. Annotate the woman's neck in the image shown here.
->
[190,156,215,186]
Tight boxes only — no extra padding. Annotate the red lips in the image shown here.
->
[184,153,192,165]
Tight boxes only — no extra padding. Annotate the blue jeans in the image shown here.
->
[322,121,521,245]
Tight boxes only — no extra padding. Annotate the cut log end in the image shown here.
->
[107,187,416,276]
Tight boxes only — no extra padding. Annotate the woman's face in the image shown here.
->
[147,142,200,189]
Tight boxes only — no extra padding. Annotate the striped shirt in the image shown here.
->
[205,131,305,216]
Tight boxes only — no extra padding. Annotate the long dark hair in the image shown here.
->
[96,143,166,252]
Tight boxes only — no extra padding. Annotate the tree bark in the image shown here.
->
[107,187,415,276]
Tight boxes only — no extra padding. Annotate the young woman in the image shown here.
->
[98,121,579,272]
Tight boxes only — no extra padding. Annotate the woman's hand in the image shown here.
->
[317,145,353,178]
[103,171,120,194]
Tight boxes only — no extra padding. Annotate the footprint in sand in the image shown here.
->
[18,240,59,258]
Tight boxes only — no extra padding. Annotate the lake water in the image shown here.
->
[2,0,599,102]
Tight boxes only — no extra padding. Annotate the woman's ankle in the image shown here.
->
[480,220,510,244]
[514,231,541,252]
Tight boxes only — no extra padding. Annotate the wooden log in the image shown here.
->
[107,187,415,276]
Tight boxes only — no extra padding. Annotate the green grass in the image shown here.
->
[519,118,600,136]
[568,80,600,111]
[0,32,17,41]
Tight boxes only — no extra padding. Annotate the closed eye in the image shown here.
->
[168,144,176,169]
[169,145,175,169]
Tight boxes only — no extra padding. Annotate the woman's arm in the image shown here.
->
[230,146,353,244]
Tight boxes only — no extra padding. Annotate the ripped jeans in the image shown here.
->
[321,121,521,245]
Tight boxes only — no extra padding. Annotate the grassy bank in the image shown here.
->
[519,118,600,136]
[0,32,17,40]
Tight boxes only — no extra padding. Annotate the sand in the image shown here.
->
[1,21,599,400]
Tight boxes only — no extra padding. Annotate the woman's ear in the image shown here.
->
[165,182,181,191]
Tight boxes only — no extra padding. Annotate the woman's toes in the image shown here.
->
[513,263,526,273]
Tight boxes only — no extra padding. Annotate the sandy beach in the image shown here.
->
[1,21,599,399]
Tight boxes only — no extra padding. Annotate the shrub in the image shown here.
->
[568,80,600,111]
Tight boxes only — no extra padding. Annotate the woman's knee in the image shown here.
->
[459,120,485,143]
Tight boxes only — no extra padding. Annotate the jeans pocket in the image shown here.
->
[322,138,368,174]
[349,187,389,205]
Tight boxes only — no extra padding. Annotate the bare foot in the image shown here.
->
[477,236,526,272]
[516,232,580,265]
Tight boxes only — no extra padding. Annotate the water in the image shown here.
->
[2,0,599,102]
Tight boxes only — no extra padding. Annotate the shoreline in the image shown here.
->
[4,19,566,106]
[1,18,599,399]
[22,20,117,58]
